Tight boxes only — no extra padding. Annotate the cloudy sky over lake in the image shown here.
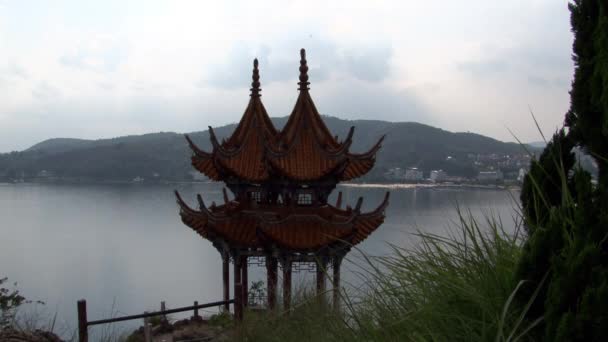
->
[0,0,573,152]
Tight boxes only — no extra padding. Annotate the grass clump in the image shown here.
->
[209,311,233,329]
[239,209,538,341]
[239,287,351,341]
[353,212,533,341]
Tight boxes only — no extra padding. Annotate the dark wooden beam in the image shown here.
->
[316,257,328,305]
[77,300,88,342]
[241,255,248,308]
[266,256,278,310]
[234,255,243,321]
[222,253,230,312]
[282,258,292,312]
[332,256,343,312]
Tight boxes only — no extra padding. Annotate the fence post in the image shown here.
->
[193,301,199,319]
[160,301,168,325]
[77,300,88,342]
[143,313,152,342]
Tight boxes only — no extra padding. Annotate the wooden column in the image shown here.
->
[316,257,328,304]
[282,258,292,312]
[266,256,278,310]
[222,253,230,312]
[241,255,248,308]
[77,299,88,342]
[193,301,199,319]
[332,256,343,312]
[234,255,243,321]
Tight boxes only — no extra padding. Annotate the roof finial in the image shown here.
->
[298,48,310,91]
[250,58,261,97]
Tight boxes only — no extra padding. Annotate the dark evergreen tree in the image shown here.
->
[566,0,608,188]
[517,1,608,340]
[516,130,576,321]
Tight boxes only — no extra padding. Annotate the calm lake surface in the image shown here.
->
[0,182,519,336]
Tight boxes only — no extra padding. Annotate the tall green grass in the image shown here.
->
[239,209,541,341]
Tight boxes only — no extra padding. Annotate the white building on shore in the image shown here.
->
[405,167,424,181]
[430,170,448,183]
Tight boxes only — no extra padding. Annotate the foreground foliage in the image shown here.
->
[240,211,537,341]
[0,277,26,329]
[516,0,608,340]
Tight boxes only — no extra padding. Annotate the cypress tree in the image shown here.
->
[517,1,608,340]
[566,0,608,187]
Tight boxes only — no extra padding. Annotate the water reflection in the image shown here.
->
[0,183,519,336]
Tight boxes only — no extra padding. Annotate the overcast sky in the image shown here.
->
[0,0,574,152]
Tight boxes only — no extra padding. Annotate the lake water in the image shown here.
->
[0,182,520,337]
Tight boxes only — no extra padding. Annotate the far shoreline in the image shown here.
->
[341,182,520,191]
[0,179,520,191]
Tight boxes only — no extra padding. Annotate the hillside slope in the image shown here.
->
[0,117,529,182]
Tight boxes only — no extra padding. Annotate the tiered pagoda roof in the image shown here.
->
[186,49,384,183]
[176,191,389,251]
[177,49,389,253]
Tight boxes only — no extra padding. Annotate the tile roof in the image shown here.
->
[175,191,390,251]
[186,50,384,182]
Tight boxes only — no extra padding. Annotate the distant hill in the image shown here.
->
[0,116,533,182]
[26,138,93,154]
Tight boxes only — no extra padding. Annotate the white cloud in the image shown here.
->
[0,0,573,152]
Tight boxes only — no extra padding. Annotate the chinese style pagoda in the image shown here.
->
[175,49,389,317]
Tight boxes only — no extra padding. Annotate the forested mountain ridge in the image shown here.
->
[0,116,531,182]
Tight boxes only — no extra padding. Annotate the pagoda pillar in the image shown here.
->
[241,255,248,308]
[266,256,278,310]
[282,258,292,312]
[234,254,243,321]
[316,257,328,305]
[332,255,343,312]
[222,252,230,312]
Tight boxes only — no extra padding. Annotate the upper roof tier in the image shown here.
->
[187,49,384,183]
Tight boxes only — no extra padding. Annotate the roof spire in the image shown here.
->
[298,48,310,91]
[250,58,261,97]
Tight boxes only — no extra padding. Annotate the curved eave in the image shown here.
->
[175,192,390,251]
[340,135,386,181]
[175,191,260,247]
[185,135,223,181]
[340,158,375,181]
[348,135,385,160]
[351,192,390,245]
[175,190,210,238]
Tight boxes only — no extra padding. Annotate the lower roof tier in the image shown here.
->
[175,191,389,251]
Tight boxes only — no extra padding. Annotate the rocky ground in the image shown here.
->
[0,327,63,342]
[125,315,234,342]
